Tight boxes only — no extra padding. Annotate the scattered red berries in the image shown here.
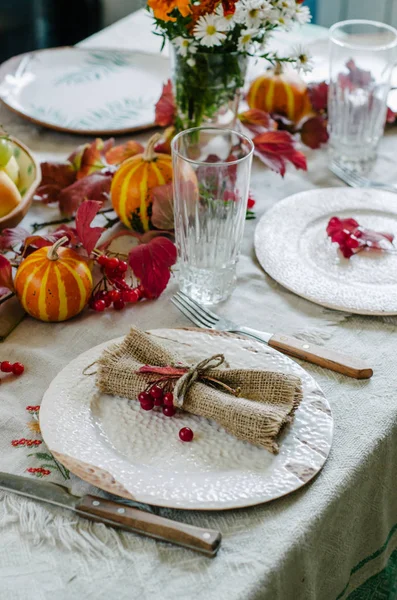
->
[90,254,145,313]
[1,361,25,377]
[163,405,176,417]
[163,392,174,406]
[179,427,194,442]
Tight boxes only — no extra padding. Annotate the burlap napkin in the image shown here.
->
[96,328,302,454]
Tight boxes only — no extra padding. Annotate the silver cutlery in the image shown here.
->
[171,291,373,379]
[0,472,221,557]
[330,163,397,194]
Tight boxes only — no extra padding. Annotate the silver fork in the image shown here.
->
[330,163,397,194]
[171,291,373,379]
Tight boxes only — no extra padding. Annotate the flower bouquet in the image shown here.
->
[148,0,311,130]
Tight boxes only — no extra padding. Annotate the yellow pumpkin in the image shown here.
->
[111,133,173,233]
[14,236,93,322]
[247,65,313,125]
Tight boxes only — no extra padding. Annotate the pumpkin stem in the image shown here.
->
[47,236,69,261]
[143,133,163,162]
[274,61,283,76]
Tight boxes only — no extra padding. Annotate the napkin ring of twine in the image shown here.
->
[139,354,240,409]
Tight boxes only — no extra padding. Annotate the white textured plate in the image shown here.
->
[255,188,397,316]
[40,329,332,510]
[0,48,169,135]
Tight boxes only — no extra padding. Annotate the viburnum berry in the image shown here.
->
[163,405,176,417]
[1,361,13,373]
[141,399,154,411]
[108,289,121,303]
[121,289,140,303]
[116,260,128,273]
[93,299,106,312]
[179,427,194,442]
[150,384,163,400]
[97,255,108,266]
[154,396,163,407]
[138,391,151,404]
[113,298,125,310]
[106,257,120,270]
[12,362,24,376]
[103,292,112,307]
[163,392,174,407]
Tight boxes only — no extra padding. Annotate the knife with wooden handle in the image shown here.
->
[0,472,221,557]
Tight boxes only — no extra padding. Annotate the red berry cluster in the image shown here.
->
[26,467,51,476]
[1,361,24,375]
[26,405,40,412]
[90,254,145,312]
[12,439,41,447]
[137,383,194,442]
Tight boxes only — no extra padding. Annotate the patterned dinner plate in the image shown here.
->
[255,188,397,315]
[0,47,169,135]
[39,329,333,510]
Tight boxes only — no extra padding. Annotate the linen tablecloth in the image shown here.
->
[1,11,397,600]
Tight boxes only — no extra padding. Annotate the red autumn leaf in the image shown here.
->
[0,255,14,292]
[0,286,11,298]
[151,183,174,230]
[75,200,105,255]
[59,171,112,216]
[0,226,30,251]
[128,237,177,298]
[253,130,307,177]
[300,116,329,149]
[77,138,108,180]
[154,126,175,155]
[21,230,72,257]
[222,0,237,14]
[35,161,77,204]
[238,108,273,129]
[308,81,328,113]
[105,140,144,165]
[386,106,396,124]
[155,80,176,127]
[326,216,395,259]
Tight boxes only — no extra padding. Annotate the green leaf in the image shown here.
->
[28,452,54,461]
[39,464,56,470]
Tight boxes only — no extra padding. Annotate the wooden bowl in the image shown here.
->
[0,137,41,230]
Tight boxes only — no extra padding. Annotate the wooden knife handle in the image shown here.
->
[268,334,373,379]
[76,495,221,556]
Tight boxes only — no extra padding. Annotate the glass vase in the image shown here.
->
[170,47,248,132]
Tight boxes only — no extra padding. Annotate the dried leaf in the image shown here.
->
[151,183,174,230]
[0,255,14,292]
[105,140,144,165]
[326,216,395,259]
[155,79,176,127]
[59,171,112,216]
[253,131,307,177]
[75,200,105,255]
[300,116,329,149]
[128,237,177,298]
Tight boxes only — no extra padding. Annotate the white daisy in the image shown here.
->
[173,36,196,57]
[215,5,235,31]
[193,14,227,47]
[237,28,258,51]
[293,45,314,74]
[234,0,272,28]
[294,4,311,25]
[187,57,196,67]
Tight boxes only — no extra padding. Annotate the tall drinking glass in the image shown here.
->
[328,20,397,172]
[172,127,254,305]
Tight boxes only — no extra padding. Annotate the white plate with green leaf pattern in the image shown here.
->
[0,47,169,135]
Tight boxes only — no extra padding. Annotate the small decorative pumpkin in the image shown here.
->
[14,236,93,322]
[247,64,312,124]
[111,133,173,233]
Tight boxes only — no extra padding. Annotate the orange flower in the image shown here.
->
[149,0,191,22]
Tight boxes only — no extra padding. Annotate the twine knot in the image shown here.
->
[173,354,225,408]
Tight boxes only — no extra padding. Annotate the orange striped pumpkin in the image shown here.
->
[111,133,173,233]
[14,237,93,322]
[247,66,312,125]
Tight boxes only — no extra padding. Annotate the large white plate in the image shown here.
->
[255,188,397,315]
[0,47,169,135]
[40,329,332,510]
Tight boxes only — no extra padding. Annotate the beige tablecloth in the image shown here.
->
[1,12,397,600]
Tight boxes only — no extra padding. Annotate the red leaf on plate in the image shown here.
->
[0,226,30,251]
[75,200,105,255]
[128,237,177,298]
[155,80,176,127]
[253,130,307,177]
[300,116,329,149]
[326,216,395,259]
[105,140,144,165]
[151,183,174,230]
[59,171,112,216]
[308,81,328,113]
[139,365,187,376]
[0,255,14,292]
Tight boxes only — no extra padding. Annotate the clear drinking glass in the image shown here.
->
[328,20,397,172]
[172,127,254,305]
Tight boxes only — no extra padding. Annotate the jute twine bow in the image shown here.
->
[173,354,225,408]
